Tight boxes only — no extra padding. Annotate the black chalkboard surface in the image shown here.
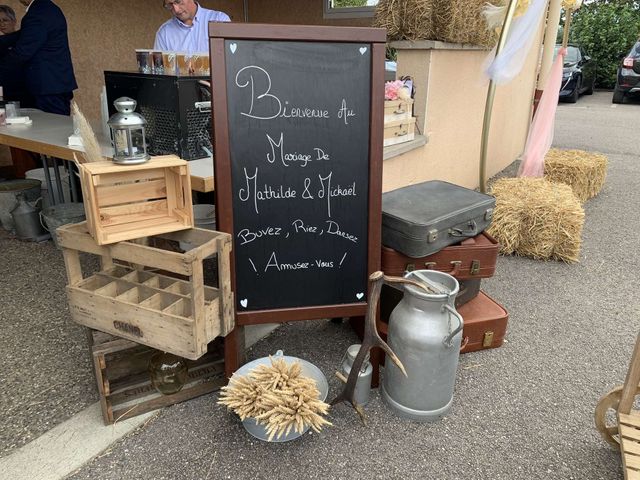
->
[210,24,385,325]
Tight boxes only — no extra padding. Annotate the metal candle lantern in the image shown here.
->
[108,97,150,165]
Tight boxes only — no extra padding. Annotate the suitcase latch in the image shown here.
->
[470,260,480,275]
[483,331,494,347]
[405,263,415,272]
[428,229,438,243]
[485,208,494,221]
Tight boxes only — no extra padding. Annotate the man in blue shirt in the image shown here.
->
[154,0,230,54]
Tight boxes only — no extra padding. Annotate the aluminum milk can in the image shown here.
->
[339,344,373,406]
[381,270,463,422]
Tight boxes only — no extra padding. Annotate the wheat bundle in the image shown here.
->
[488,177,584,263]
[71,101,104,164]
[218,357,331,441]
[544,148,608,203]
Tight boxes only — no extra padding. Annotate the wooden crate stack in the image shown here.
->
[383,99,416,147]
[58,156,234,422]
[90,330,226,425]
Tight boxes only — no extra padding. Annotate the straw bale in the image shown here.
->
[488,177,585,263]
[373,0,497,46]
[373,0,435,41]
[432,0,498,47]
[544,148,608,203]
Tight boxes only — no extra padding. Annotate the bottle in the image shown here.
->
[148,351,189,395]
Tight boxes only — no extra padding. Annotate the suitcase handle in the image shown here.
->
[460,336,469,352]
[442,304,463,348]
[424,260,461,276]
[449,220,478,238]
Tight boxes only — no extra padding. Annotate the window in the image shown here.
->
[323,0,379,19]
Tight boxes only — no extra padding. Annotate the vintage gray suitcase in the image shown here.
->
[382,180,496,258]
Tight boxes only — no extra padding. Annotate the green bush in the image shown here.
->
[568,0,640,88]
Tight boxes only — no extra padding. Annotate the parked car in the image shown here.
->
[555,44,596,103]
[612,41,640,104]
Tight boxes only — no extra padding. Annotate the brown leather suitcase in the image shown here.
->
[380,232,499,280]
[458,291,509,354]
[380,278,481,326]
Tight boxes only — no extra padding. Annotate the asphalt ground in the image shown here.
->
[2,90,639,479]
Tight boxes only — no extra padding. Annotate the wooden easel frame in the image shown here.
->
[209,23,386,376]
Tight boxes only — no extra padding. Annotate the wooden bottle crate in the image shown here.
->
[58,222,234,360]
[78,155,194,245]
[89,330,225,425]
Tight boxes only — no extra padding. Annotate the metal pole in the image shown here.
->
[537,0,563,91]
[68,163,79,203]
[561,8,573,48]
[479,0,521,193]
[40,154,55,206]
[52,157,65,204]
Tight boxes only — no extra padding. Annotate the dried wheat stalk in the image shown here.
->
[218,357,331,441]
[71,101,103,163]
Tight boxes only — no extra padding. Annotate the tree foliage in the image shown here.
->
[568,0,640,88]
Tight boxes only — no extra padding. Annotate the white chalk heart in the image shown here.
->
[230,43,237,54]
[356,292,364,300]
[359,47,367,55]
[240,298,248,308]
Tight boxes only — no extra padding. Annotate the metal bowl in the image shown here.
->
[231,350,328,442]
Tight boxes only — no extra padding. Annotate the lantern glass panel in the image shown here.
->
[130,128,147,155]
[113,128,129,157]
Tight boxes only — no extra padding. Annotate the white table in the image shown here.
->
[0,108,215,193]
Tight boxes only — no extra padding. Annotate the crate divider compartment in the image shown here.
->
[58,221,233,360]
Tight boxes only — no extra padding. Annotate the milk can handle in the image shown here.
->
[442,304,463,348]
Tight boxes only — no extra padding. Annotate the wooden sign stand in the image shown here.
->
[209,23,386,376]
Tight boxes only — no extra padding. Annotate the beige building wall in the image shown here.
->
[384,35,543,191]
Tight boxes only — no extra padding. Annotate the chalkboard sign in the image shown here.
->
[210,24,385,324]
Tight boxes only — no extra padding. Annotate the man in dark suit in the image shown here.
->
[0,0,77,115]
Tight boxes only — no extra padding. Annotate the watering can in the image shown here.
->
[11,194,47,241]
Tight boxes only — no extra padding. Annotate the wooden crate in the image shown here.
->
[384,99,413,123]
[89,330,226,425]
[384,117,416,147]
[78,155,194,245]
[58,222,234,360]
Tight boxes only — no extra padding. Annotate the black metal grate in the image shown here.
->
[140,106,179,156]
[186,109,212,159]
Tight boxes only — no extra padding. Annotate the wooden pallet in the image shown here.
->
[78,155,193,245]
[58,222,233,360]
[89,330,225,425]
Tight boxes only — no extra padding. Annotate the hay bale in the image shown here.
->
[432,0,498,47]
[373,0,497,47]
[544,148,608,203]
[373,0,435,41]
[487,177,585,263]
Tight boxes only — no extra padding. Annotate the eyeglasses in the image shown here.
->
[163,0,184,10]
